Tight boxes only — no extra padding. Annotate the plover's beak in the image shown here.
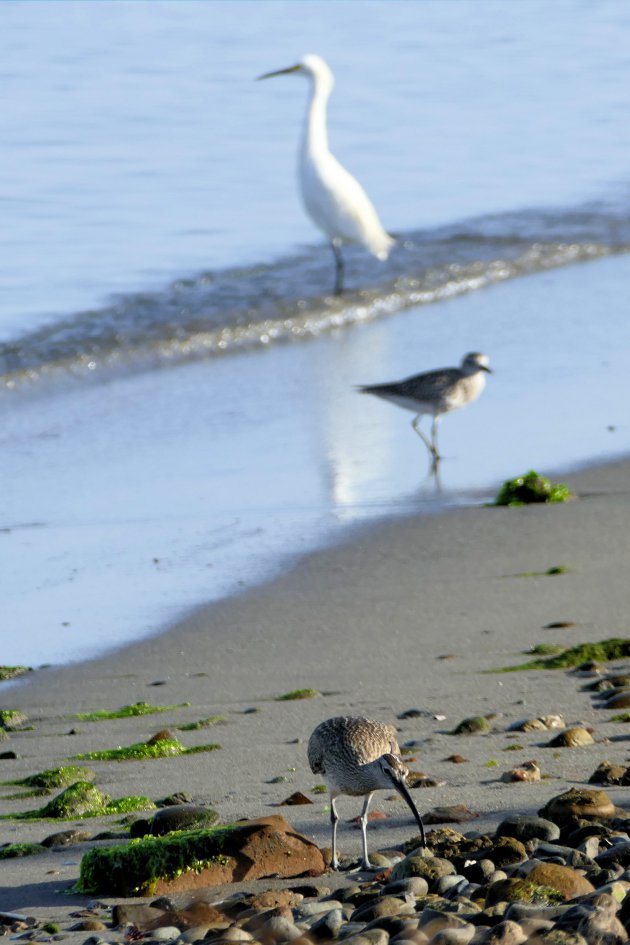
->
[257,64,301,80]
[482,365,492,373]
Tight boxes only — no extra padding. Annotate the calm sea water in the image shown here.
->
[2,1,630,667]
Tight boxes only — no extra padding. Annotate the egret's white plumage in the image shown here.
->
[259,54,394,295]
[358,352,492,464]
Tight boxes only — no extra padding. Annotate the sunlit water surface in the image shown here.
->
[2,1,630,666]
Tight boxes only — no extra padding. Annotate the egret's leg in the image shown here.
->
[330,795,340,870]
[359,792,374,870]
[331,241,344,296]
[412,416,435,458]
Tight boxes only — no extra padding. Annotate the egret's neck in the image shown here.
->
[302,76,332,159]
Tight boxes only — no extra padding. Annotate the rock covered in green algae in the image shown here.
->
[494,470,573,506]
[2,765,95,794]
[450,715,491,735]
[76,815,325,896]
[3,781,156,821]
[0,710,28,730]
[41,781,110,819]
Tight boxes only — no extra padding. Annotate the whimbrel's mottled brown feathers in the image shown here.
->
[308,716,400,776]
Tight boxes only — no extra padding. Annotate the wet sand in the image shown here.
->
[1,456,629,921]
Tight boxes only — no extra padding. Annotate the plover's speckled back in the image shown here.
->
[358,352,491,463]
[308,716,426,870]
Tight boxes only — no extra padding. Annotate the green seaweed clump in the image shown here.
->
[40,781,110,819]
[0,709,29,730]
[610,712,630,723]
[104,796,156,815]
[76,823,238,895]
[2,781,156,821]
[529,643,567,656]
[71,701,190,722]
[2,765,96,794]
[0,842,43,859]
[177,715,225,731]
[0,666,31,682]
[488,638,630,674]
[494,470,573,507]
[511,566,571,578]
[71,735,221,762]
[275,688,321,701]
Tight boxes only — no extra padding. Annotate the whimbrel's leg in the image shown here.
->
[412,416,435,459]
[359,792,374,870]
[331,241,344,296]
[330,795,340,870]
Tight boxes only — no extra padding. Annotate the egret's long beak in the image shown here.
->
[387,770,427,848]
[257,64,301,80]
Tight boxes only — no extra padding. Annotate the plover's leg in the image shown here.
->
[412,416,435,458]
[430,416,441,459]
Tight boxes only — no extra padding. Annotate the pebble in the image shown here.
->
[298,899,344,918]
[147,928,181,942]
[547,726,594,748]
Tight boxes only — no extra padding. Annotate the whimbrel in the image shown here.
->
[358,352,491,464]
[308,716,426,870]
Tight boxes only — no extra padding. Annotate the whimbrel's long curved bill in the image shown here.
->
[389,772,426,848]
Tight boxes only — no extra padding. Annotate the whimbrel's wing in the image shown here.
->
[308,716,401,774]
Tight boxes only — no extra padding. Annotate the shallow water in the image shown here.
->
[3,1,630,667]
[4,250,630,667]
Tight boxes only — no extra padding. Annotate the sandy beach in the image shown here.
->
[2,455,630,925]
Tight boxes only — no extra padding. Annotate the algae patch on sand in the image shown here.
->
[71,735,221,762]
[0,665,31,682]
[275,688,321,701]
[487,638,630,673]
[494,470,573,507]
[1,765,96,799]
[0,842,44,859]
[70,701,190,722]
[177,715,226,731]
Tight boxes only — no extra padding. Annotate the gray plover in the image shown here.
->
[308,716,426,870]
[358,351,491,462]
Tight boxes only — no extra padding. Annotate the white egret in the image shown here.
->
[258,54,395,295]
[358,352,492,464]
